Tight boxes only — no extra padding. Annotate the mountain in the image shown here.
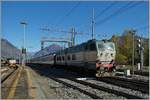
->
[33,44,63,58]
[1,38,21,60]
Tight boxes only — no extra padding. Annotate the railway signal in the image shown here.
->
[136,38,144,70]
[137,38,141,54]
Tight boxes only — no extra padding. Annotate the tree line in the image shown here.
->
[111,30,149,66]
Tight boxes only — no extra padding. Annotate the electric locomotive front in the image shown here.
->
[95,40,116,77]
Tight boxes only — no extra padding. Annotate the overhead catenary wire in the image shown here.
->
[95,2,116,19]
[83,1,147,41]
[55,2,81,27]
[96,1,142,26]
[77,2,115,32]
[77,1,131,38]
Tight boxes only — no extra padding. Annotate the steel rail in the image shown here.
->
[68,78,143,99]
[97,77,149,94]
[1,68,18,84]
[49,77,102,99]
[116,69,149,76]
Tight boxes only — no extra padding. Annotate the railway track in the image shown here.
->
[49,77,102,99]
[34,68,143,99]
[29,65,148,99]
[1,68,9,75]
[97,77,149,94]
[32,69,113,99]
[134,71,149,76]
[1,67,18,83]
[116,69,149,76]
[33,69,102,99]
[67,78,143,99]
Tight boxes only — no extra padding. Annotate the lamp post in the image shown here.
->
[20,21,27,68]
[132,30,136,76]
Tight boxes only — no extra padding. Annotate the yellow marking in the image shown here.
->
[7,68,22,99]
[26,68,36,99]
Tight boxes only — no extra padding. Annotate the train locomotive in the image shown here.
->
[30,39,116,77]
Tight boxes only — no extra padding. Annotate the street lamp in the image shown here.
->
[132,30,136,76]
[20,21,27,68]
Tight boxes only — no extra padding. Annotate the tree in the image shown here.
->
[116,54,128,64]
[111,30,149,66]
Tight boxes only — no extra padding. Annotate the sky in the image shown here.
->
[2,1,149,52]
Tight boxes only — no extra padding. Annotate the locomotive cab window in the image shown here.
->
[98,43,114,51]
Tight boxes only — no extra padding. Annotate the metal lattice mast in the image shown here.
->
[20,21,27,68]
[92,8,95,39]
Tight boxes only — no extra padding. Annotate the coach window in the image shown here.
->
[67,55,70,60]
[58,56,60,61]
[59,56,60,61]
[56,56,58,61]
[72,54,76,60]
[62,56,64,61]
[60,56,61,61]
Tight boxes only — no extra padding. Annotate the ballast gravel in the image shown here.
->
[30,67,91,99]
[29,65,149,99]
[58,78,125,99]
[85,79,149,99]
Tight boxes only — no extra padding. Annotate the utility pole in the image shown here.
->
[71,27,76,47]
[132,30,136,76]
[92,8,95,39]
[69,27,75,47]
[41,41,44,50]
[20,21,27,68]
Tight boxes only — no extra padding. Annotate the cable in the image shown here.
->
[96,1,141,26]
[55,2,81,27]
[78,2,115,31]
[95,2,116,19]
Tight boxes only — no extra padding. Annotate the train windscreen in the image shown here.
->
[98,43,115,51]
